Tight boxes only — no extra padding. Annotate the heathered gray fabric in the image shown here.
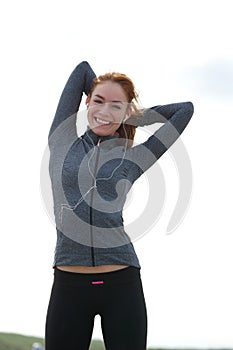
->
[48,61,194,268]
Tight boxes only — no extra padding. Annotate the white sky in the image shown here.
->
[1,0,233,348]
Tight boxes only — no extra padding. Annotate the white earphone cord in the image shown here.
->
[60,120,129,221]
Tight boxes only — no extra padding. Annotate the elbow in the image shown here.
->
[186,101,194,116]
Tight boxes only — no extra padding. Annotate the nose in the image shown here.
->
[98,103,111,116]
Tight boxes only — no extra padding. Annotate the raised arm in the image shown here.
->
[126,102,194,182]
[128,102,192,126]
[48,61,96,143]
[148,101,193,139]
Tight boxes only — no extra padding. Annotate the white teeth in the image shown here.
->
[96,117,110,125]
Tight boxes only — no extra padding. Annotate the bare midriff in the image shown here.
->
[57,264,128,273]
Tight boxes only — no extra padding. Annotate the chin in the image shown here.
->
[90,123,119,137]
[92,128,114,137]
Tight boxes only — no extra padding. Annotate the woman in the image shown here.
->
[46,61,194,350]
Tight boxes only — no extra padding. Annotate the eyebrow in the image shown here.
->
[94,94,124,104]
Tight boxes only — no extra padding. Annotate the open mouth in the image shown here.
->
[94,117,111,126]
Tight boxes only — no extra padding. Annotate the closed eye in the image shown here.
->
[94,99,103,104]
[111,104,122,110]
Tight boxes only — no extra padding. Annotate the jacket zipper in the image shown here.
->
[90,138,101,266]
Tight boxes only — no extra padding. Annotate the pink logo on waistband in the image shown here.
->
[91,280,104,285]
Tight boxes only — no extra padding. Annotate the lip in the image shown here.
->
[94,117,112,126]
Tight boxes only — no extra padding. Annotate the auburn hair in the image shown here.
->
[89,72,141,147]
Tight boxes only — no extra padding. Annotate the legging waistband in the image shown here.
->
[53,266,141,286]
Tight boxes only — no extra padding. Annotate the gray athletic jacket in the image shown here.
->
[48,61,194,268]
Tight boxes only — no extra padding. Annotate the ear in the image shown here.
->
[86,95,90,107]
[123,105,132,122]
[123,113,131,123]
[126,104,133,118]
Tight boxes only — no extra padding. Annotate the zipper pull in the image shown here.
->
[97,138,101,146]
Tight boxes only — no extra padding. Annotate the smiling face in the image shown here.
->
[86,81,130,137]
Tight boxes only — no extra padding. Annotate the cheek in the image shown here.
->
[114,109,128,123]
[87,110,94,127]
[87,109,91,121]
[87,105,98,116]
[87,105,101,119]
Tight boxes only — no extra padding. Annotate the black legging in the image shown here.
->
[45,266,147,350]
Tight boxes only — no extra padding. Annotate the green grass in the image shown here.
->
[0,333,45,350]
[0,332,159,349]
[0,333,107,350]
[1,332,232,350]
[0,332,159,350]
[89,339,105,350]
[0,333,106,350]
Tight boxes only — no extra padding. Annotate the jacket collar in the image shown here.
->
[82,127,120,146]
